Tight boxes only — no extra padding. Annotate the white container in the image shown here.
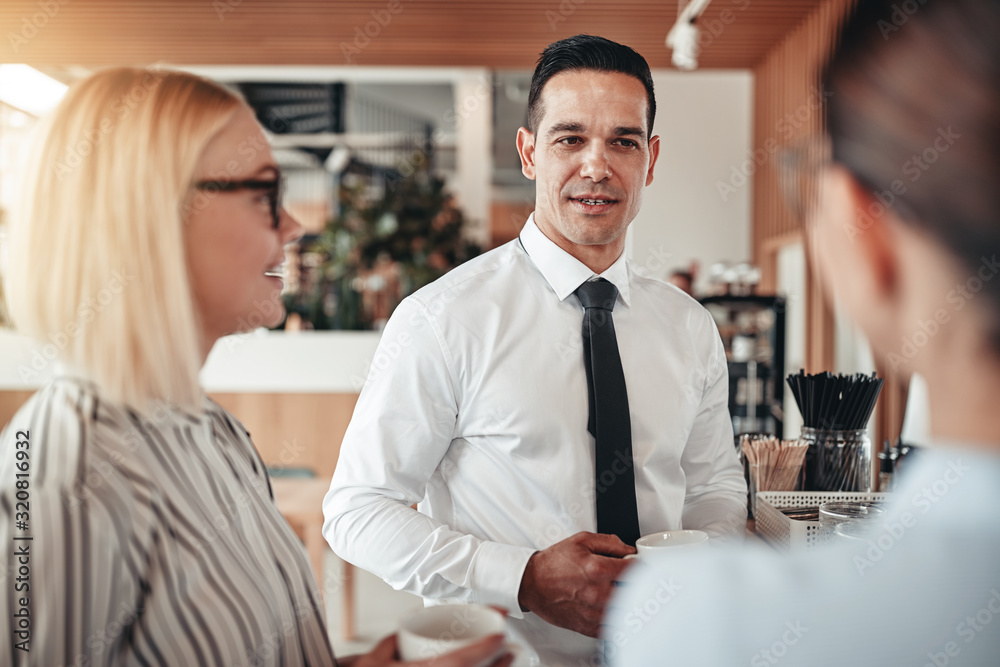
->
[755,491,890,551]
[398,604,506,663]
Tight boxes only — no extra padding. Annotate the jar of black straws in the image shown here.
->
[800,427,872,492]
[786,371,884,492]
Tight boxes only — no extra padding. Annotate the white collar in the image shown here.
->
[518,214,631,308]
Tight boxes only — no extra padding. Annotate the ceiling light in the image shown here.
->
[666,0,713,71]
[0,64,68,116]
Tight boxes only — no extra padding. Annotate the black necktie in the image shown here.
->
[575,278,641,546]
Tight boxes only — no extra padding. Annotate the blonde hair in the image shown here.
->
[6,67,245,413]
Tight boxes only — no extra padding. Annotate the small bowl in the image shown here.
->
[398,604,506,662]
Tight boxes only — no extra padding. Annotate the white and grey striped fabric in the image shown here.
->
[0,376,335,666]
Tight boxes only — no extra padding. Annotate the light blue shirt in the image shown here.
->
[607,445,1000,666]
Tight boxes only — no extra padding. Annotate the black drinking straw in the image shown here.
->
[786,370,884,429]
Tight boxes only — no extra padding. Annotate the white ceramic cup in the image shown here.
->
[397,603,506,663]
[625,529,710,559]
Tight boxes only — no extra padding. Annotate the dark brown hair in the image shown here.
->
[527,34,655,135]
[823,0,1000,335]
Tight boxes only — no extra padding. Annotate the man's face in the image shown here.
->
[517,69,660,257]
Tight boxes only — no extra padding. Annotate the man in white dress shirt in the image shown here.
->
[324,35,747,665]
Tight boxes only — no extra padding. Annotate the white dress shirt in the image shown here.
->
[607,444,1000,666]
[324,215,747,665]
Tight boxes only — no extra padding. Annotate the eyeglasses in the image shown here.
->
[776,136,832,224]
[194,175,285,229]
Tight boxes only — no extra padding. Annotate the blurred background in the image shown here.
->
[0,0,918,656]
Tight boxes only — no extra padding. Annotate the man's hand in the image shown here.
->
[517,531,636,637]
[345,632,513,667]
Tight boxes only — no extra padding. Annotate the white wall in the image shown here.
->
[454,70,493,247]
[628,70,753,289]
[778,241,806,439]
[0,328,383,393]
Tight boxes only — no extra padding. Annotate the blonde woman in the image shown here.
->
[0,68,511,667]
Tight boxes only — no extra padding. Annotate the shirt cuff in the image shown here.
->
[469,540,537,620]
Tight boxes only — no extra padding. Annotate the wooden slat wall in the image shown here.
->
[752,0,853,293]
[752,0,853,373]
[0,0,823,70]
[752,0,908,447]
[0,389,356,481]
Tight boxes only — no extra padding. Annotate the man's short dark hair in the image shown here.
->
[527,34,656,136]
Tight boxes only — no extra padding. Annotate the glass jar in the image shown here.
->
[800,427,873,492]
[819,501,884,532]
[833,517,879,544]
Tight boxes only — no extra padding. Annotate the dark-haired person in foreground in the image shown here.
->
[609,0,1000,664]
[325,35,746,664]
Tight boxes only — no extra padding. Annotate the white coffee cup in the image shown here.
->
[625,529,710,559]
[397,603,506,663]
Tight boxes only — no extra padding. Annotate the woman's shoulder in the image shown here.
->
[0,377,156,498]
[2,379,92,486]
[202,396,273,489]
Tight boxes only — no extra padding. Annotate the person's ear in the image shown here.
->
[645,134,661,186]
[516,127,537,180]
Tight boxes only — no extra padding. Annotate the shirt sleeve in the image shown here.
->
[322,297,536,617]
[679,312,748,541]
[0,404,147,666]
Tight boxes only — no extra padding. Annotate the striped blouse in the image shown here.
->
[0,376,335,666]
